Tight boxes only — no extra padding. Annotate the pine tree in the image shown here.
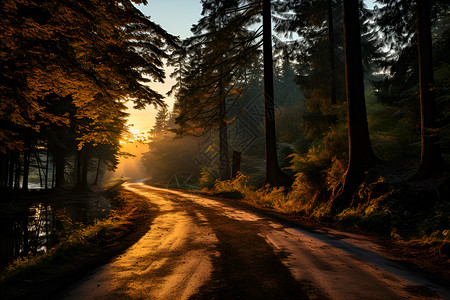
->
[151,105,170,137]
[373,0,449,176]
[333,0,378,206]
[262,0,292,187]
[416,0,445,175]
[170,0,261,181]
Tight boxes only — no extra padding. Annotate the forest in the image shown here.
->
[1,0,450,274]
[143,0,450,241]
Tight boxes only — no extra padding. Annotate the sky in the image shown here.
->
[126,0,203,135]
[111,0,202,180]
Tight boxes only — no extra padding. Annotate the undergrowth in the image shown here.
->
[212,172,333,219]
[0,190,138,280]
[210,170,450,247]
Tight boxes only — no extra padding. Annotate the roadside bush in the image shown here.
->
[213,172,248,199]
[337,202,393,234]
[200,167,218,189]
[288,145,329,187]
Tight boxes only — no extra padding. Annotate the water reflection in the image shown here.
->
[0,195,111,268]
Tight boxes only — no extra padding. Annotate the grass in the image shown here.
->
[210,172,332,219]
[0,186,152,299]
[209,170,450,249]
[1,213,126,279]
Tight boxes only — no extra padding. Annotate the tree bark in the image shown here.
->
[334,0,378,205]
[35,150,43,188]
[81,149,89,187]
[231,151,241,179]
[22,149,30,192]
[76,150,82,186]
[0,152,6,193]
[219,74,230,181]
[45,141,50,189]
[54,151,66,189]
[74,148,89,190]
[14,151,21,190]
[51,157,55,188]
[328,0,337,106]
[8,150,15,190]
[263,0,292,187]
[93,155,101,185]
[416,0,444,176]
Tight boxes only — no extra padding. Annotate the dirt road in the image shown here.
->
[60,182,450,299]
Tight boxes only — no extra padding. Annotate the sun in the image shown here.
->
[120,126,145,144]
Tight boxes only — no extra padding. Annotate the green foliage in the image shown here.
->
[325,158,347,192]
[289,145,329,186]
[323,105,348,160]
[199,167,217,189]
[416,201,450,242]
[337,203,393,234]
[276,104,306,144]
[336,178,395,234]
[365,91,420,162]
[170,0,261,137]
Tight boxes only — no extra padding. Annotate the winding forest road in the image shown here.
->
[60,182,450,299]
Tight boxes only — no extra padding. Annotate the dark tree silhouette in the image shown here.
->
[263,0,292,187]
[170,0,260,181]
[333,0,378,205]
[327,0,337,106]
[416,0,445,176]
[373,0,449,176]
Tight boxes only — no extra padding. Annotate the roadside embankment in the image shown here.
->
[0,184,156,300]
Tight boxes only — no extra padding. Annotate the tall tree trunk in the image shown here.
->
[328,0,337,106]
[231,151,241,179]
[334,0,377,206]
[51,156,55,188]
[45,141,50,190]
[8,150,15,190]
[0,152,6,193]
[72,154,78,184]
[263,0,292,187]
[14,152,21,190]
[74,149,89,190]
[93,155,101,185]
[22,149,30,192]
[76,150,82,186]
[81,149,89,188]
[2,150,11,199]
[35,150,43,188]
[416,0,444,176]
[3,150,9,191]
[219,74,230,181]
[54,151,66,189]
